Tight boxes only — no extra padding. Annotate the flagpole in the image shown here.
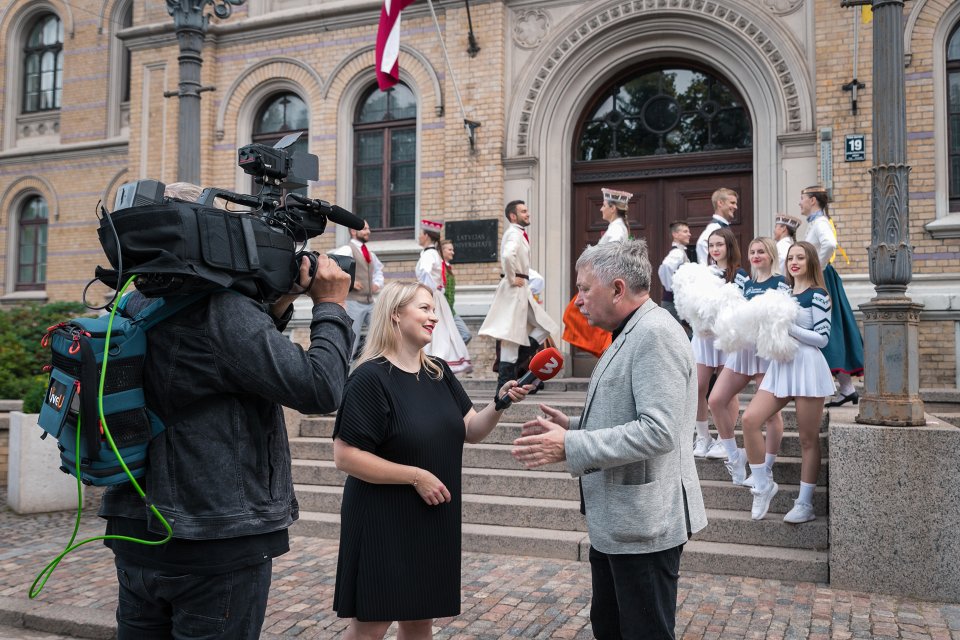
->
[425,0,477,146]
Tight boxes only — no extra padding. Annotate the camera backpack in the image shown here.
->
[38,292,207,486]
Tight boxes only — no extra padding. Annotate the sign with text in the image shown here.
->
[445,219,499,263]
[845,134,866,162]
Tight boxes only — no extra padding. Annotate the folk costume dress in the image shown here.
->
[724,275,792,376]
[332,358,473,621]
[416,246,473,374]
[561,216,628,357]
[479,224,559,348]
[760,288,835,398]
[691,267,748,368]
[805,212,865,376]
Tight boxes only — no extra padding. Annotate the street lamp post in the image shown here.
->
[855,0,925,426]
[165,0,245,184]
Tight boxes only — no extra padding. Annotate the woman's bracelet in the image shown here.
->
[411,468,420,487]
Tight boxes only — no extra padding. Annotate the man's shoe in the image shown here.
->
[750,481,778,520]
[705,439,728,460]
[826,390,859,407]
[783,501,816,524]
[724,448,747,485]
[692,436,712,458]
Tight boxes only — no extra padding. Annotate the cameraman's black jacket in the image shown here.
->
[99,290,353,540]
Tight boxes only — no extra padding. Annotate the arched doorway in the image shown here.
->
[570,63,754,374]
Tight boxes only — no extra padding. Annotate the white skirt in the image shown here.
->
[724,346,769,377]
[692,334,725,368]
[759,344,834,398]
[424,289,473,374]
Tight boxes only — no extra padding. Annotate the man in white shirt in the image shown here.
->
[695,188,738,264]
[657,221,692,333]
[332,221,384,357]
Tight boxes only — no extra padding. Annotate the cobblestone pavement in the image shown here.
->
[1,497,959,639]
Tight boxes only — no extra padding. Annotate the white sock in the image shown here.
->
[798,481,815,505]
[765,453,777,470]
[836,372,855,396]
[696,420,711,441]
[721,438,738,458]
[749,464,770,490]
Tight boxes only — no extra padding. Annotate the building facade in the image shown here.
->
[1,0,958,386]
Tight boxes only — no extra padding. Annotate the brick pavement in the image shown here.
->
[0,494,959,639]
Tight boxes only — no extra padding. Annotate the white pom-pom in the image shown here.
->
[753,289,800,362]
[673,263,723,335]
[713,284,752,352]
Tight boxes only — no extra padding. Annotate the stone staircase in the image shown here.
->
[290,378,829,583]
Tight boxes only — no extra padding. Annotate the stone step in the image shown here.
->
[300,417,828,457]
[289,439,569,473]
[680,540,829,583]
[695,456,828,486]
[700,508,828,550]
[459,378,591,393]
[698,480,828,516]
[292,460,582,501]
[293,513,829,582]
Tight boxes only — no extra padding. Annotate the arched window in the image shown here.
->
[252,92,309,195]
[23,14,63,113]
[578,67,751,161]
[353,84,417,235]
[948,24,960,211]
[16,196,48,291]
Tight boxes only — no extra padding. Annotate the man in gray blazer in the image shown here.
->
[513,239,707,639]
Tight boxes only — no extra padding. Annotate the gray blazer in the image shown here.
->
[565,299,708,555]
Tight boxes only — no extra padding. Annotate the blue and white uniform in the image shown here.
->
[760,288,835,398]
[724,275,791,376]
[692,267,748,368]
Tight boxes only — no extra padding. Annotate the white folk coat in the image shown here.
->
[479,224,559,346]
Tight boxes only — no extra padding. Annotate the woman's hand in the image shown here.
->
[497,380,535,405]
[412,468,451,506]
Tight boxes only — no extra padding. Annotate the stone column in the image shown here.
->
[855,0,924,426]
[165,0,245,184]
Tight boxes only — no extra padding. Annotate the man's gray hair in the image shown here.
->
[576,239,651,293]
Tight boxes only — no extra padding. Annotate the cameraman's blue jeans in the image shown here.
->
[114,555,272,640]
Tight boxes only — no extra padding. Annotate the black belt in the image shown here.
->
[662,290,674,302]
[500,273,529,279]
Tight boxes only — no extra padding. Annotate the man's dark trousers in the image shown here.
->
[588,544,684,639]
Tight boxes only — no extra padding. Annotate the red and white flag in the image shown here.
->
[375,0,416,91]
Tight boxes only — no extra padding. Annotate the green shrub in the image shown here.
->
[0,301,88,400]
[21,375,49,414]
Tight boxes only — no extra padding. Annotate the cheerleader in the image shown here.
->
[415,220,473,374]
[692,227,748,459]
[799,186,864,406]
[742,241,834,523]
[562,187,630,357]
[708,237,791,485]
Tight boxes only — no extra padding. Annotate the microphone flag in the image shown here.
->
[376,0,416,91]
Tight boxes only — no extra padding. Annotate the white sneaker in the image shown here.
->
[724,448,747,485]
[783,501,816,524]
[705,439,728,460]
[742,474,755,488]
[692,436,713,457]
[750,481,778,520]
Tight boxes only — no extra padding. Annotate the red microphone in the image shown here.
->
[495,347,564,411]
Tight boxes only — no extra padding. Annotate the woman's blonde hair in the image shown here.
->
[355,281,444,379]
[748,236,780,279]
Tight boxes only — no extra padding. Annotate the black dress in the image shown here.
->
[332,357,473,621]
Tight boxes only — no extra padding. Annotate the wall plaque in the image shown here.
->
[445,219,500,263]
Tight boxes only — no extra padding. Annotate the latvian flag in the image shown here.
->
[376,0,416,91]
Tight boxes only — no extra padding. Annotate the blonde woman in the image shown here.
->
[332,281,530,639]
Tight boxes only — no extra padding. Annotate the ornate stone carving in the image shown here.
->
[763,0,803,16]
[513,0,804,155]
[514,9,550,49]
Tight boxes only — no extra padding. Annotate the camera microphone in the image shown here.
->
[494,347,564,411]
[287,194,366,230]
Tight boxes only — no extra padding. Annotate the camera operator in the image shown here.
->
[98,188,354,639]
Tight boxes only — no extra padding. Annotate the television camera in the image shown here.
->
[98,133,363,303]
